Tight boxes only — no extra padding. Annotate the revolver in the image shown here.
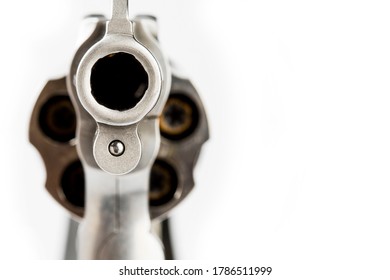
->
[29,0,209,259]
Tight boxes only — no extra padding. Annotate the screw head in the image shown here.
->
[108,140,125,157]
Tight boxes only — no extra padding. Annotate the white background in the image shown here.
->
[1,0,390,278]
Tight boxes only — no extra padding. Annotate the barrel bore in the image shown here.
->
[90,52,149,111]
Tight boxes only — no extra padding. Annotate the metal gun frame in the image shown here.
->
[29,0,209,260]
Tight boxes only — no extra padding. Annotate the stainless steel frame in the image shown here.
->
[29,0,209,260]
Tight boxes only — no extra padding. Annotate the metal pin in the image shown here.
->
[109,140,125,157]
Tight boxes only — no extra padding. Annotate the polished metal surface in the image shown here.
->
[74,1,170,176]
[78,167,163,259]
[29,0,209,260]
[29,74,209,222]
[71,0,169,259]
[109,140,125,157]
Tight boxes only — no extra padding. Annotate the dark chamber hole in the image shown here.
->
[39,95,76,143]
[160,94,199,141]
[90,52,149,111]
[61,161,85,208]
[149,160,178,207]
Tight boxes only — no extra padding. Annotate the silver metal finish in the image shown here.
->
[29,2,209,260]
[108,0,132,34]
[94,124,141,175]
[65,219,79,260]
[78,167,163,259]
[76,39,161,126]
[75,1,169,176]
[70,1,170,259]
[109,140,125,157]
